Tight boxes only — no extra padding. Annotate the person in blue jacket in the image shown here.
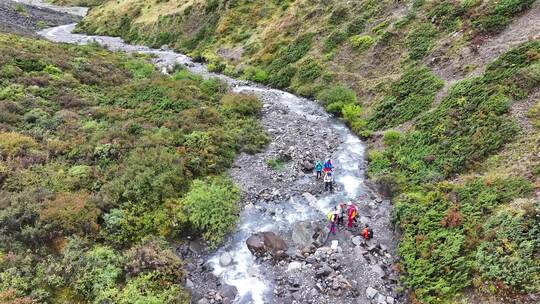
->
[315,161,323,179]
[323,158,333,173]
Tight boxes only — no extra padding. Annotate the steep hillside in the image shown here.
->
[70,0,539,303]
[0,32,267,303]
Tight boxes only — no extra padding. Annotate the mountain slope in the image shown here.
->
[74,0,540,303]
[0,32,268,303]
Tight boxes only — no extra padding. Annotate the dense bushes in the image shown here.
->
[394,177,536,303]
[371,41,540,302]
[0,33,268,303]
[350,35,374,51]
[173,176,240,247]
[407,23,438,60]
[368,66,443,129]
[317,85,357,114]
[472,0,536,33]
[370,41,538,184]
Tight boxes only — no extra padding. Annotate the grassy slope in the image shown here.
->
[75,0,539,302]
[0,33,268,303]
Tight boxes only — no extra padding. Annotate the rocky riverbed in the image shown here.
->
[0,0,81,37]
[3,1,404,302]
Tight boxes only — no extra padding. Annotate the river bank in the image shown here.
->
[2,1,403,303]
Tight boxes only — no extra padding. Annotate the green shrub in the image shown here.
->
[125,59,155,79]
[329,7,349,25]
[407,23,438,60]
[115,272,189,304]
[324,31,348,53]
[172,68,203,81]
[175,176,240,247]
[267,33,314,74]
[282,33,314,65]
[341,103,362,125]
[368,65,443,129]
[297,61,322,83]
[221,93,262,116]
[473,0,536,33]
[394,177,534,302]
[317,85,357,107]
[266,157,286,171]
[207,62,226,73]
[243,66,268,83]
[350,35,375,51]
[268,66,296,89]
[427,2,464,32]
[383,130,401,146]
[0,132,38,159]
[347,16,367,35]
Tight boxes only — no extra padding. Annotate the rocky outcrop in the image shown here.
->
[291,220,328,248]
[246,231,288,259]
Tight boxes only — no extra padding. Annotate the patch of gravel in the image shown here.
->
[0,0,80,37]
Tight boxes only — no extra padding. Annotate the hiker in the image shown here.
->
[315,160,323,179]
[323,158,333,173]
[337,202,346,226]
[328,210,338,235]
[347,201,358,228]
[324,171,334,192]
[362,224,373,240]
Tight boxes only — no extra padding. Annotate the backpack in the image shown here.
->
[327,212,334,221]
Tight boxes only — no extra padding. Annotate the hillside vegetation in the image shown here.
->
[42,0,540,302]
[0,33,268,303]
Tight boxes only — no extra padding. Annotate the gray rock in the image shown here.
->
[359,216,370,225]
[386,296,395,304]
[287,261,302,272]
[377,293,387,304]
[185,278,194,289]
[351,236,363,246]
[372,264,385,278]
[197,298,209,304]
[292,221,316,248]
[316,264,333,277]
[366,286,378,299]
[302,161,314,172]
[219,252,233,267]
[220,284,238,301]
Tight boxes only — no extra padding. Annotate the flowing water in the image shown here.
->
[36,13,395,304]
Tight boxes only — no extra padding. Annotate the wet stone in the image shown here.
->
[366,287,378,299]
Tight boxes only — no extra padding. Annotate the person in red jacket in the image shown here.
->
[347,201,357,228]
[362,224,373,240]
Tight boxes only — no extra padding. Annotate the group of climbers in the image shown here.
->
[316,158,374,240]
[326,201,373,240]
[315,159,334,192]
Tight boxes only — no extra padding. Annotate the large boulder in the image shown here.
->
[291,220,328,248]
[246,234,266,256]
[291,221,314,248]
[246,232,288,258]
[220,284,238,303]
